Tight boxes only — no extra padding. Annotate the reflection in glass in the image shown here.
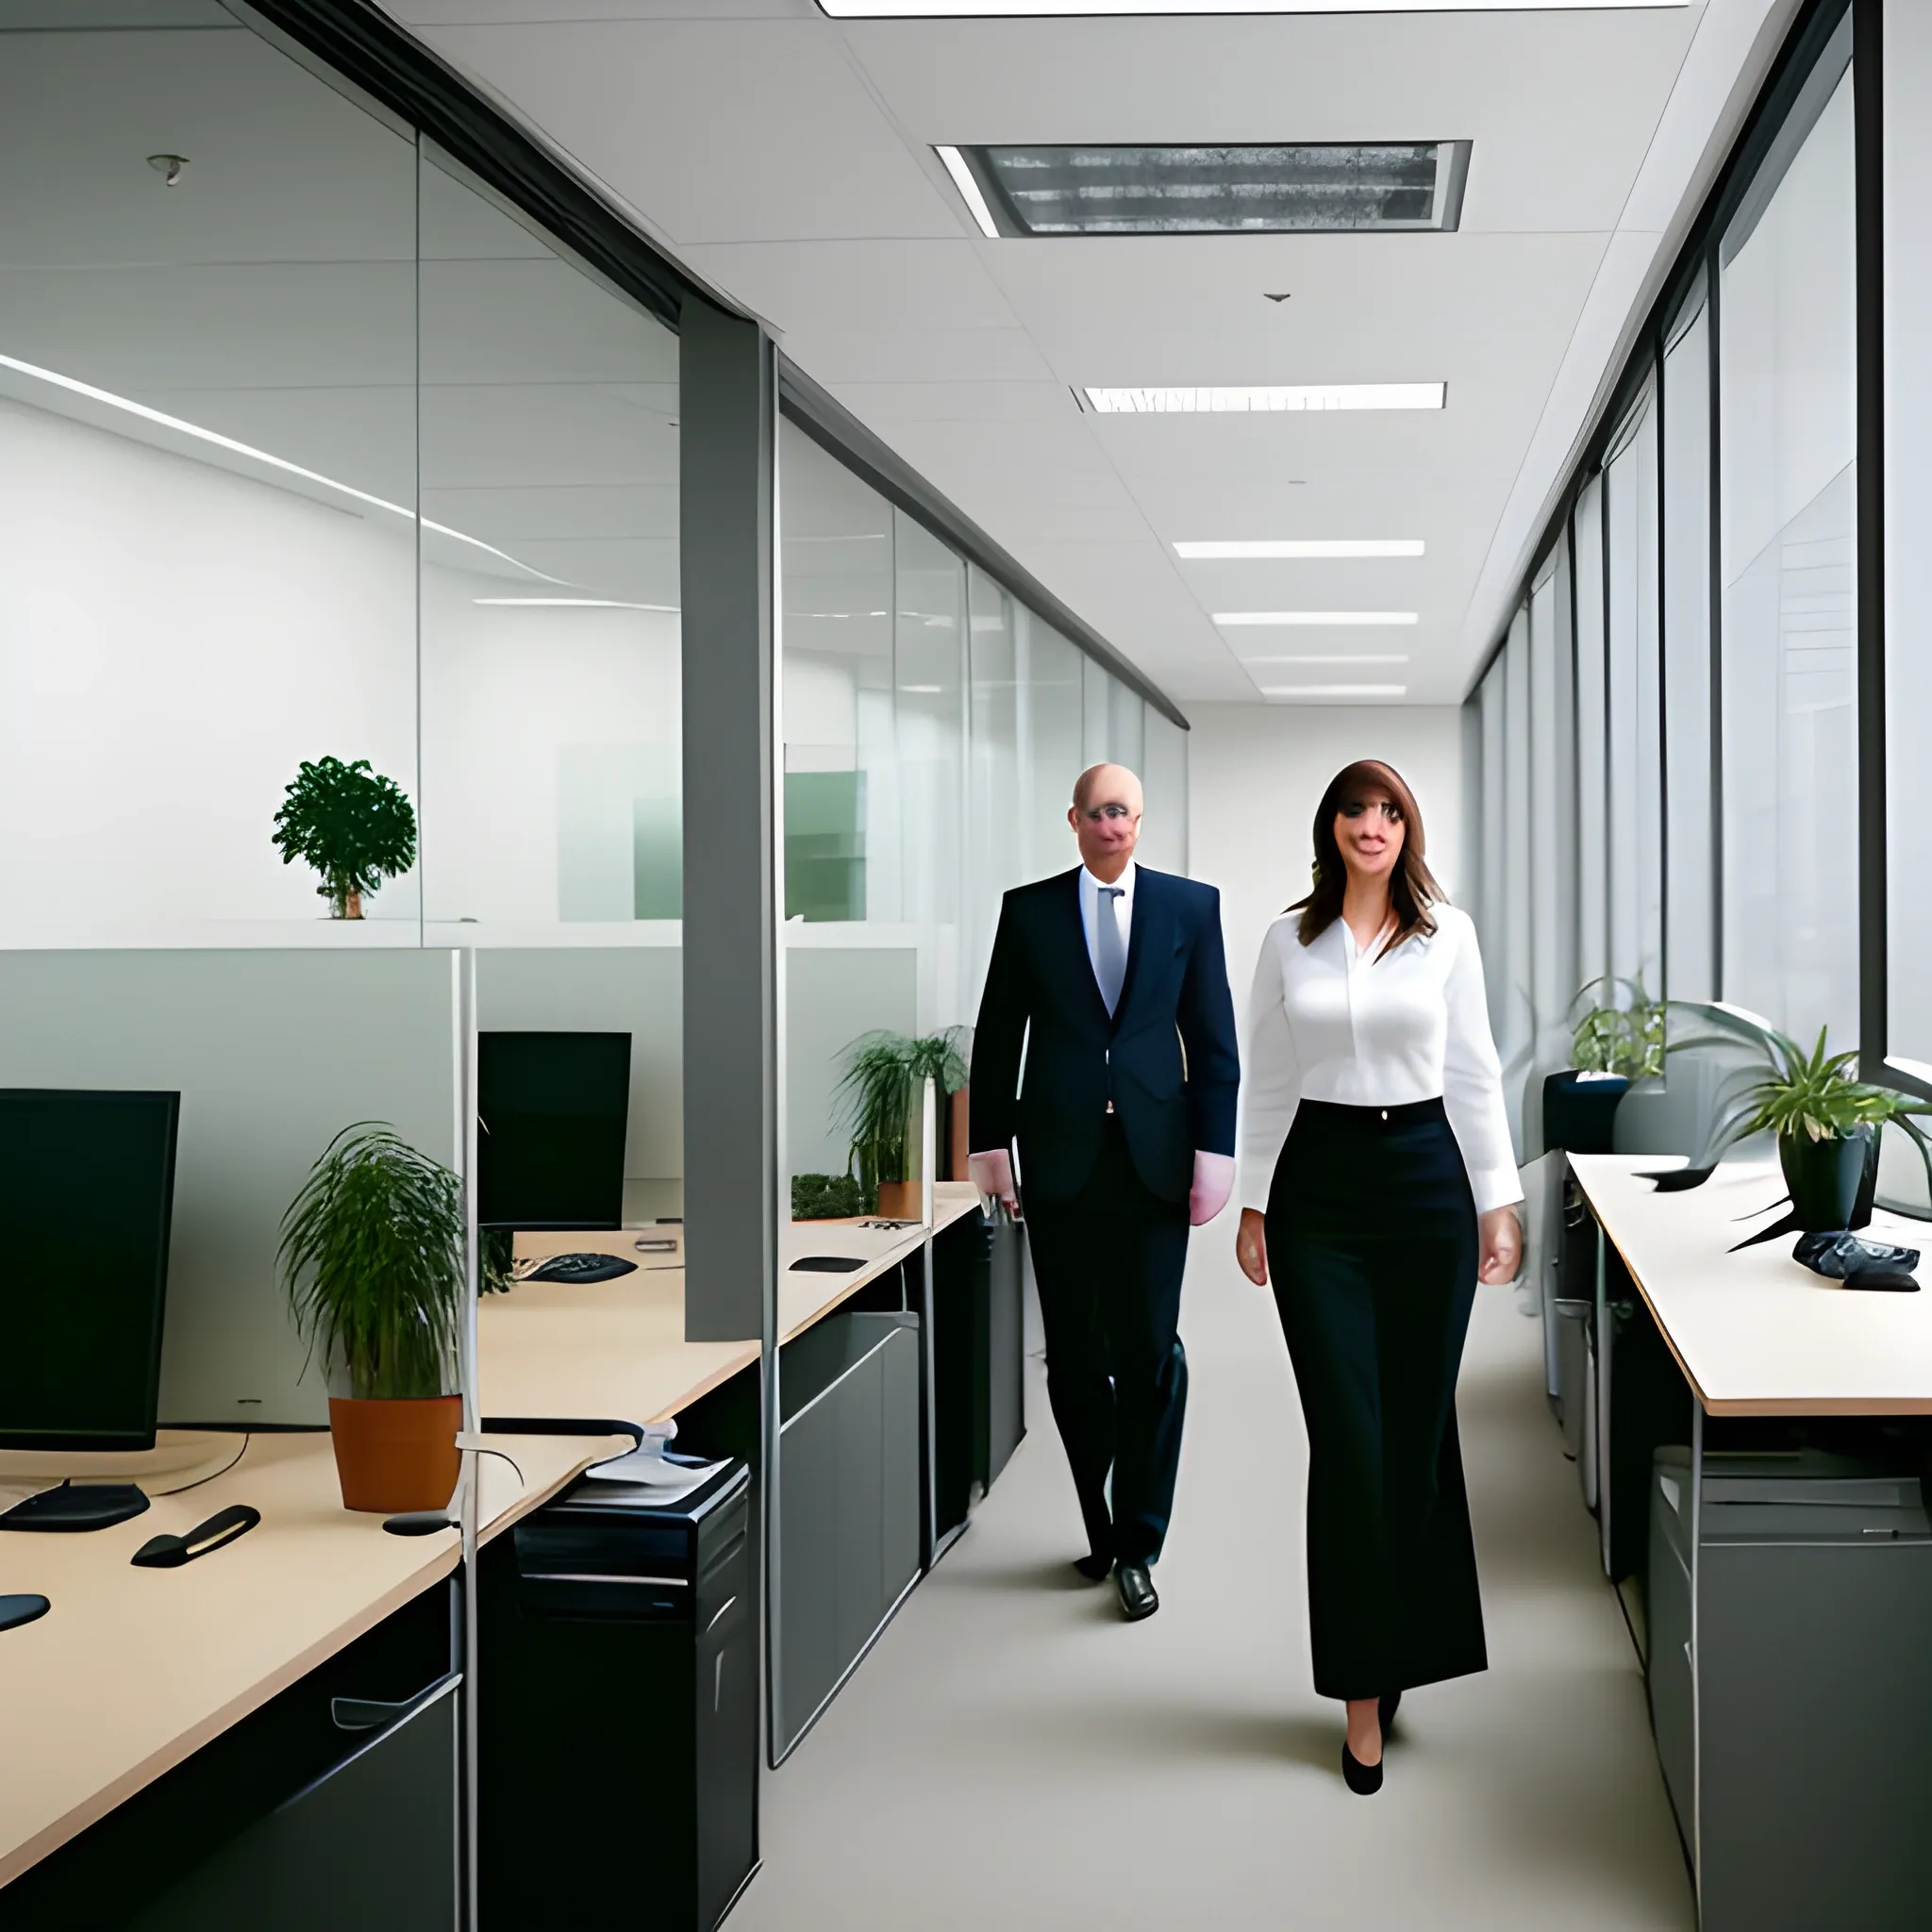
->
[0,17,419,942]
[1720,65,1857,1043]
[417,148,681,939]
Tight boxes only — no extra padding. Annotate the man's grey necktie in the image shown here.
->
[1095,885,1127,1016]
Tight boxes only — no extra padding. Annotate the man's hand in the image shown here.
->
[1189,1152,1236,1227]
[968,1149,1020,1218]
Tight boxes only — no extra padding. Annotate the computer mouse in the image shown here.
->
[0,1593,50,1632]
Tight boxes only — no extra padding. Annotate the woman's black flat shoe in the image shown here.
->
[1379,1690,1401,1736]
[1341,1742,1384,1796]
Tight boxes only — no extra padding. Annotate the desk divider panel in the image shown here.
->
[0,948,462,1428]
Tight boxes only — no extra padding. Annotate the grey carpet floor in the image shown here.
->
[729,1235,1694,1931]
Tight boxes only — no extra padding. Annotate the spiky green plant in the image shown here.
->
[1569,975,1666,1082]
[272,756,418,919]
[833,1028,970,1195]
[1661,1003,1932,1191]
[278,1124,464,1399]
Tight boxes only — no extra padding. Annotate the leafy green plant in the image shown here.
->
[272,756,418,920]
[479,1227,517,1297]
[278,1124,464,1399]
[1569,975,1666,1081]
[833,1029,970,1196]
[792,1172,871,1220]
[1664,1003,1932,1190]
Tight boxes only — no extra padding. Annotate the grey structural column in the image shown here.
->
[680,294,777,1347]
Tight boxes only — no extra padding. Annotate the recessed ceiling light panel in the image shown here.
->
[1262,684,1409,699]
[1085,384,1442,414]
[1241,654,1411,665]
[1215,610,1419,626]
[940,141,1470,238]
[1175,539,1424,559]
[834,2,1674,12]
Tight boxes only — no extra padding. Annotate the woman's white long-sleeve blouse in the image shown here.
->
[1239,903,1522,1217]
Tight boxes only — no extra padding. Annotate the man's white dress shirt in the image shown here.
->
[1239,903,1522,1216]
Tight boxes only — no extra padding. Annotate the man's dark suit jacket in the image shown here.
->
[970,865,1240,1205]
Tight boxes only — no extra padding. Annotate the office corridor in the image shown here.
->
[734,1238,1693,1932]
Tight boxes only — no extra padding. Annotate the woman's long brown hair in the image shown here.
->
[1289,758,1444,957]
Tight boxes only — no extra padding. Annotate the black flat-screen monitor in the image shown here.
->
[477,1032,631,1231]
[0,1089,179,1452]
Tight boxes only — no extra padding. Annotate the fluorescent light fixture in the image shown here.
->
[936,144,1001,240]
[1242,654,1410,666]
[1174,539,1424,559]
[1262,685,1409,699]
[941,141,1469,238]
[829,3,1674,13]
[473,598,677,610]
[1215,610,1418,626]
[0,350,565,584]
[1086,385,1442,414]
[900,684,945,694]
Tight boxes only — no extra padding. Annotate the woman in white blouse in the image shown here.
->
[1235,758,1522,1797]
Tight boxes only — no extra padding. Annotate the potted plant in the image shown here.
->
[271,756,418,920]
[278,1124,466,1512]
[1648,1005,1932,1240]
[833,1028,970,1221]
[1546,976,1663,1153]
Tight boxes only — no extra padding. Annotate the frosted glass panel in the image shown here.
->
[1574,478,1609,992]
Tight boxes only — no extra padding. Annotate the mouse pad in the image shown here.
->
[790,1256,866,1274]
[0,1593,50,1632]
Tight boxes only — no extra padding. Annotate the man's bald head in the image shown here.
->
[1068,763,1143,882]
[1072,763,1144,816]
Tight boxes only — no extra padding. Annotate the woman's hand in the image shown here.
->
[1478,1206,1523,1285]
[1236,1208,1269,1287]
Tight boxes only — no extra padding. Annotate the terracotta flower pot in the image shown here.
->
[875,1180,921,1222]
[327,1394,460,1513]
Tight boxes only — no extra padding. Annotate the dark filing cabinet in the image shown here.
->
[479,1459,757,1932]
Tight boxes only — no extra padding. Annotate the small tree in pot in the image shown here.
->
[279,1124,465,1511]
[1645,1005,1932,1242]
[834,1029,970,1220]
[272,756,418,920]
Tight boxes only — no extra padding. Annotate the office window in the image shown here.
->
[1082,656,1113,766]
[1477,651,1507,1049]
[1720,48,1857,1045]
[1502,607,1533,1141]
[1573,477,1610,995]
[1663,291,1717,1001]
[967,567,1020,1017]
[1026,620,1086,880]
[0,16,420,943]
[1529,564,1568,1058]
[1606,381,1663,995]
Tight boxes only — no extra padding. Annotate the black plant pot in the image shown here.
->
[1778,1125,1879,1233]
[1543,1070,1629,1155]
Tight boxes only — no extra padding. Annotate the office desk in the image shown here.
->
[1567,1155,1932,1932]
[480,1185,984,1428]
[0,1426,623,1902]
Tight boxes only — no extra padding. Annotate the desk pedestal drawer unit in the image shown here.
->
[775,1310,921,1759]
[1649,1447,1932,1931]
[478,1461,757,1932]
[933,1210,1025,1550]
[2,1584,458,1930]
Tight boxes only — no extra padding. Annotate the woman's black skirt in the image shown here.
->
[1265,1096,1487,1700]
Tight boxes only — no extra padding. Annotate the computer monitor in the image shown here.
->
[0,1089,179,1452]
[477,1032,631,1231]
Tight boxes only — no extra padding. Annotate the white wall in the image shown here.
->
[1186,703,1467,1016]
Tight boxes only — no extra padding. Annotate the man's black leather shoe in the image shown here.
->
[1073,1552,1113,1583]
[1115,1562,1158,1622]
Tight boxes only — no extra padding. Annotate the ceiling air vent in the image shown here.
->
[940,142,1470,239]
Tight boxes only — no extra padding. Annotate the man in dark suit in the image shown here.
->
[968,763,1239,1622]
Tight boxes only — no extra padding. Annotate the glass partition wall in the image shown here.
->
[777,415,1189,1204]
[1465,2,1867,1158]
